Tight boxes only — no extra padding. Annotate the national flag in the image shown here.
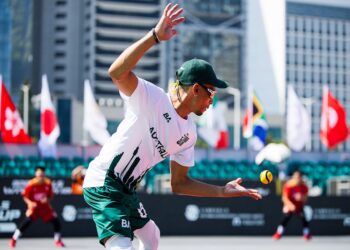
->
[243,87,268,151]
[198,96,229,149]
[0,77,32,144]
[38,75,60,157]
[83,79,110,145]
[320,86,349,149]
[286,85,311,151]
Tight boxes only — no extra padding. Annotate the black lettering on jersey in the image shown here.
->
[177,133,189,146]
[149,127,169,158]
[163,113,171,123]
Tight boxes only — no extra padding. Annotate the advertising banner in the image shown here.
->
[1,178,349,237]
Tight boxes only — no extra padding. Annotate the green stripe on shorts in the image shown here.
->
[83,163,149,245]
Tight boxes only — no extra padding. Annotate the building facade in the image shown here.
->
[286,0,350,151]
[29,0,350,150]
[0,0,12,91]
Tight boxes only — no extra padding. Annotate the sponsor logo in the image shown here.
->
[121,219,130,228]
[149,127,168,158]
[137,203,148,218]
[61,205,92,222]
[0,200,21,233]
[184,205,200,221]
[62,205,77,222]
[163,113,171,123]
[184,204,265,227]
[2,179,71,196]
[177,133,189,146]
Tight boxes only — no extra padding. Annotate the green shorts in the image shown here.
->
[83,173,150,245]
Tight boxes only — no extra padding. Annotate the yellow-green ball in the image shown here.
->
[260,170,273,184]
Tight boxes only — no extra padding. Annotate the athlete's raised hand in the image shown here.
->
[224,178,262,200]
[155,3,185,41]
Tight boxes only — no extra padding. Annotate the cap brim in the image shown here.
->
[214,79,229,88]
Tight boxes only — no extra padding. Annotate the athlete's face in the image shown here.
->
[192,83,216,116]
[35,168,45,183]
[292,171,302,184]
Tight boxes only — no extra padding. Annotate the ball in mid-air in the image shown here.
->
[260,170,273,184]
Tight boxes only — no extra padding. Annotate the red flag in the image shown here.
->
[320,87,349,149]
[0,81,32,144]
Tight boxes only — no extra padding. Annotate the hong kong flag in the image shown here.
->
[0,79,32,144]
[320,86,349,149]
[38,75,60,157]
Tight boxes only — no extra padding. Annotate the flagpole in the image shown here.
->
[323,85,329,150]
[226,87,241,150]
[21,83,30,133]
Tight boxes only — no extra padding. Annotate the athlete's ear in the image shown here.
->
[192,84,199,94]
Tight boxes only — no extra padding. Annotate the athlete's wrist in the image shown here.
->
[151,28,160,44]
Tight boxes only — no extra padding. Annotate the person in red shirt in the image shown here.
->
[9,167,65,248]
[272,169,311,240]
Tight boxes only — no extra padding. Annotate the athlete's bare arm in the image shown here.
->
[170,161,262,200]
[108,3,185,96]
[282,188,296,211]
[23,197,37,209]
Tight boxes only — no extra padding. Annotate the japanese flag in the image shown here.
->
[38,75,60,157]
[0,77,31,144]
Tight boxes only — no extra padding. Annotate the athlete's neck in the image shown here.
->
[169,91,189,119]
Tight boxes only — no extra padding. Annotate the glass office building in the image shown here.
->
[90,0,161,98]
[286,2,350,151]
[0,0,12,91]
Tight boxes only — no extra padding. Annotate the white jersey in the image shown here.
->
[83,77,197,189]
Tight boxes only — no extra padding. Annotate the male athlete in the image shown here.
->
[272,169,311,240]
[83,3,262,250]
[9,167,65,248]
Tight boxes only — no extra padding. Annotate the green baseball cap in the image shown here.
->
[176,59,228,88]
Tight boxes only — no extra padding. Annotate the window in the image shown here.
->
[55,13,66,19]
[313,71,319,84]
[287,17,295,31]
[289,35,295,48]
[321,20,328,34]
[55,52,65,58]
[54,77,65,84]
[297,35,303,48]
[329,20,335,35]
[305,36,311,49]
[305,18,312,33]
[297,18,304,32]
[313,19,320,34]
[55,38,66,44]
[55,26,66,32]
[56,0,66,6]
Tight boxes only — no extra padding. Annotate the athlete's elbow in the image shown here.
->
[171,178,187,195]
[171,182,182,194]
[108,66,121,80]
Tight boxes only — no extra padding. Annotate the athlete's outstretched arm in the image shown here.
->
[108,3,185,96]
[170,161,262,200]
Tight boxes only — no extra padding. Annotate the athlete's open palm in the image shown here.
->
[155,3,185,41]
[224,178,262,200]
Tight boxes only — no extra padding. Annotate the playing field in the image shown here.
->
[1,236,349,250]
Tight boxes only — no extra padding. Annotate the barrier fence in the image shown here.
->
[0,178,349,238]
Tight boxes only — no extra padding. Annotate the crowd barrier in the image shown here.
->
[0,178,349,238]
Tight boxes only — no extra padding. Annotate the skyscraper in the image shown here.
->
[286,0,350,151]
[0,0,12,91]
